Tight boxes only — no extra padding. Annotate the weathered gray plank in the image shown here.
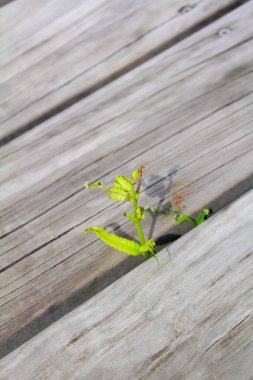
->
[1,0,253,217]
[1,2,253,356]
[0,1,14,7]
[0,0,246,142]
[0,190,252,380]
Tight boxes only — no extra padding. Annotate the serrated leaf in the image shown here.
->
[108,187,128,202]
[84,227,141,256]
[114,176,134,193]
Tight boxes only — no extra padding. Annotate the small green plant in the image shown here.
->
[84,166,210,262]
[84,166,158,262]
[172,208,210,227]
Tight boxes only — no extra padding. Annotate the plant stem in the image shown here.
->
[182,215,197,227]
[133,199,145,245]
[135,216,149,259]
[133,169,147,255]
[136,219,145,245]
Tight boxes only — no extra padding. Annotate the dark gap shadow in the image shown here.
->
[155,233,181,247]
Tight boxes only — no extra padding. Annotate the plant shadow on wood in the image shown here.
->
[104,168,182,249]
[104,222,139,243]
[143,168,181,247]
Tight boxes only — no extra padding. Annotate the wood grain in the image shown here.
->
[0,190,252,379]
[0,0,246,142]
[1,2,253,356]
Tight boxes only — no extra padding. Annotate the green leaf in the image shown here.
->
[132,168,139,181]
[108,187,128,202]
[84,227,142,256]
[84,181,107,191]
[108,176,137,202]
[195,209,210,225]
[125,177,136,184]
[114,176,134,193]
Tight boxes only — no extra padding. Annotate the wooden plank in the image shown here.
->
[1,0,253,219]
[0,0,246,143]
[0,1,15,7]
[0,190,252,379]
[1,2,253,356]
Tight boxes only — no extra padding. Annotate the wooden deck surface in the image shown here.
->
[0,0,246,142]
[0,0,253,371]
[0,190,252,379]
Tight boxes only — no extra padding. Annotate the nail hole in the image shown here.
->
[179,5,194,14]
[218,28,231,37]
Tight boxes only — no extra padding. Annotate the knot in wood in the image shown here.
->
[218,28,231,37]
[179,5,194,15]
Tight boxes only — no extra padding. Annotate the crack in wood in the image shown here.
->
[201,314,251,356]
